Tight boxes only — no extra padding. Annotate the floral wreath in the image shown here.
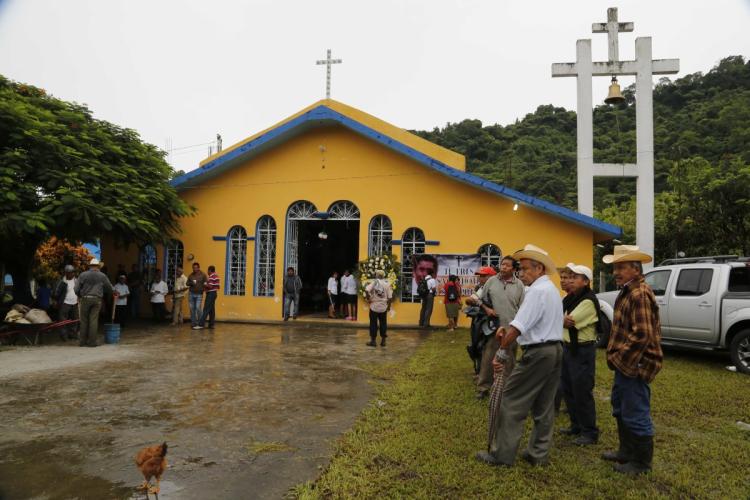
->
[355,253,401,298]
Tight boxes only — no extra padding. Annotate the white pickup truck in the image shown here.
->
[597,257,750,374]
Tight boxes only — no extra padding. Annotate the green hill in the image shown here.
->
[413,56,750,262]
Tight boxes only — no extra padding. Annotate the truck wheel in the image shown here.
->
[730,329,750,375]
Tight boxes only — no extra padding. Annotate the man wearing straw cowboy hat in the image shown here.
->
[74,258,114,348]
[601,245,662,475]
[476,244,563,467]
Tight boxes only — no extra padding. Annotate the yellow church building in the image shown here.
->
[102,100,620,326]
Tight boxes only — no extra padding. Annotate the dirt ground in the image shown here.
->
[0,322,426,499]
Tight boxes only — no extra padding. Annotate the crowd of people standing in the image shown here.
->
[472,243,662,476]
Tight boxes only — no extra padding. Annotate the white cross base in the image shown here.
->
[551,8,678,268]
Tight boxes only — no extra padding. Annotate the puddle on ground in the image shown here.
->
[0,323,425,499]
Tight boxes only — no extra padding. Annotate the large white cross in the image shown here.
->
[592,7,633,62]
[551,7,679,268]
[316,49,342,99]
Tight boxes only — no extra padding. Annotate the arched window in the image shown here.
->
[285,200,317,273]
[164,240,184,292]
[139,243,157,290]
[478,243,502,268]
[227,225,248,296]
[254,216,277,297]
[368,215,392,257]
[400,227,425,302]
[328,200,360,220]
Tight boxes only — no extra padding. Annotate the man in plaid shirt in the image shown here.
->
[601,245,663,475]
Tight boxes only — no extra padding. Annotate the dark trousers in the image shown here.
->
[419,294,434,327]
[611,369,654,437]
[560,343,599,439]
[368,310,387,339]
[198,291,217,327]
[130,288,141,318]
[114,304,129,328]
[79,296,101,347]
[151,302,166,322]
[58,302,79,337]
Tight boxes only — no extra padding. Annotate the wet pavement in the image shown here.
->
[0,322,426,499]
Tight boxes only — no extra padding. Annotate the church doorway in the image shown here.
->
[297,219,359,314]
[285,200,360,317]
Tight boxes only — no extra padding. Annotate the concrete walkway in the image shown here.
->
[0,322,426,499]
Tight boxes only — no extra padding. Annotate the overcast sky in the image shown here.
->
[1,0,748,173]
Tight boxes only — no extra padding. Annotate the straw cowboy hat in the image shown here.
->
[512,244,557,275]
[602,245,653,265]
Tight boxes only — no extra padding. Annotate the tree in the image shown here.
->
[0,76,194,304]
[32,237,93,285]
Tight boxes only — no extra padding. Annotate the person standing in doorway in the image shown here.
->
[365,270,392,347]
[188,262,207,327]
[601,245,662,475]
[476,244,562,467]
[113,274,130,329]
[559,263,600,446]
[127,264,142,320]
[327,271,339,319]
[149,270,168,322]
[283,267,302,321]
[171,265,188,326]
[74,258,114,348]
[340,269,357,320]
[442,274,462,331]
[418,270,437,328]
[194,265,219,330]
[54,264,79,341]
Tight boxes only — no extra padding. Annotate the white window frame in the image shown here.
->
[254,216,277,297]
[478,243,502,268]
[164,240,184,292]
[400,227,425,302]
[368,215,392,257]
[227,225,247,296]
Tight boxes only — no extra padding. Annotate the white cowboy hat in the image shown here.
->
[89,258,101,266]
[512,244,557,275]
[563,262,593,282]
[602,245,653,264]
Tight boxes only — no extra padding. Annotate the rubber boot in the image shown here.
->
[614,434,653,475]
[601,418,631,463]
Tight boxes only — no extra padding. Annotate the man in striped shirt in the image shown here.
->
[193,265,219,330]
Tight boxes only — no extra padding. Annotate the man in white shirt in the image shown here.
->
[113,274,130,328]
[327,271,339,319]
[477,244,563,467]
[149,270,169,322]
[340,270,357,320]
[54,265,79,340]
[171,266,189,326]
[418,272,437,328]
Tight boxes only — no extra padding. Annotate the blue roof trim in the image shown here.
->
[172,106,621,238]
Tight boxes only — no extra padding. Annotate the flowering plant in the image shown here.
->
[355,253,401,299]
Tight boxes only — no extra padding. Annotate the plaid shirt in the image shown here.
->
[606,276,663,383]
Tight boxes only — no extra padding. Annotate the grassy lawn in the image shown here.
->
[294,330,750,499]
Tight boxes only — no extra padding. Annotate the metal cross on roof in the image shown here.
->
[316,49,342,99]
[593,7,634,62]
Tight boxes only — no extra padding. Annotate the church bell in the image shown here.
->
[605,76,625,105]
